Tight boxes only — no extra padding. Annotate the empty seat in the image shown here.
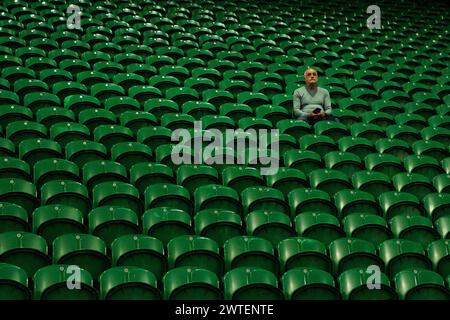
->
[89,206,140,246]
[0,263,30,300]
[389,215,439,249]
[41,180,90,217]
[0,202,29,233]
[167,235,223,276]
[33,264,96,300]
[246,210,295,246]
[92,182,142,216]
[224,236,278,275]
[394,269,449,300]
[0,231,49,277]
[32,204,85,245]
[111,234,166,281]
[338,268,397,300]
[163,266,222,300]
[224,267,283,300]
[142,207,193,246]
[53,233,110,280]
[278,237,332,273]
[99,266,160,300]
[379,239,432,278]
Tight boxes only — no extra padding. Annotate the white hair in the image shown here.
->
[304,67,317,77]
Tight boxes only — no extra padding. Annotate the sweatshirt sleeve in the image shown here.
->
[293,89,307,117]
[323,89,332,115]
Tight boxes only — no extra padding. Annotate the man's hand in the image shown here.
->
[318,112,326,118]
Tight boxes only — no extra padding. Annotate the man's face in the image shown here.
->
[304,69,318,86]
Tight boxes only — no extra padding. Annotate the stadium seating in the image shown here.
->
[0,0,448,300]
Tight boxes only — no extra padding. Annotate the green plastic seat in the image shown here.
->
[242,186,288,215]
[93,124,134,150]
[404,154,444,178]
[379,239,432,278]
[19,138,62,167]
[104,96,140,117]
[379,190,424,220]
[295,212,344,246]
[92,182,142,217]
[421,126,450,147]
[433,173,450,193]
[428,239,450,279]
[288,188,337,218]
[181,101,216,120]
[375,138,411,161]
[65,140,108,168]
[395,113,427,131]
[143,207,192,246]
[176,164,219,195]
[111,234,166,281]
[309,169,352,197]
[278,237,332,273]
[224,235,278,275]
[350,123,386,143]
[110,141,152,170]
[423,193,450,222]
[352,170,394,198]
[32,197,84,245]
[365,153,404,177]
[0,202,29,233]
[193,183,241,213]
[0,263,30,300]
[99,266,160,300]
[0,105,32,129]
[389,215,439,249]
[221,166,265,194]
[392,172,435,200]
[145,183,191,215]
[89,206,140,246]
[0,178,38,215]
[223,258,285,299]
[53,233,110,280]
[62,94,99,117]
[36,107,75,128]
[194,209,244,246]
[0,231,49,277]
[338,268,397,300]
[163,266,222,300]
[334,189,380,218]
[0,156,31,181]
[283,267,340,300]
[167,235,223,276]
[265,167,308,196]
[299,134,337,158]
[329,237,383,274]
[276,119,311,141]
[82,160,127,191]
[324,151,363,178]
[49,122,90,147]
[143,98,179,119]
[394,269,449,300]
[314,121,349,143]
[33,264,96,300]
[6,121,47,145]
[338,136,375,161]
[246,210,294,247]
[41,180,90,217]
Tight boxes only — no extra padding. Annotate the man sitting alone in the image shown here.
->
[293,68,339,125]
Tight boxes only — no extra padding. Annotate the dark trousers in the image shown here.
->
[297,114,340,125]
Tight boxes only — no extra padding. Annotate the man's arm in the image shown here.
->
[293,89,307,117]
[323,89,332,115]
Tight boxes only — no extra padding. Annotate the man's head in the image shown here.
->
[304,68,318,87]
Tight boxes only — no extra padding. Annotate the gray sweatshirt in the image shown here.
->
[293,86,332,117]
